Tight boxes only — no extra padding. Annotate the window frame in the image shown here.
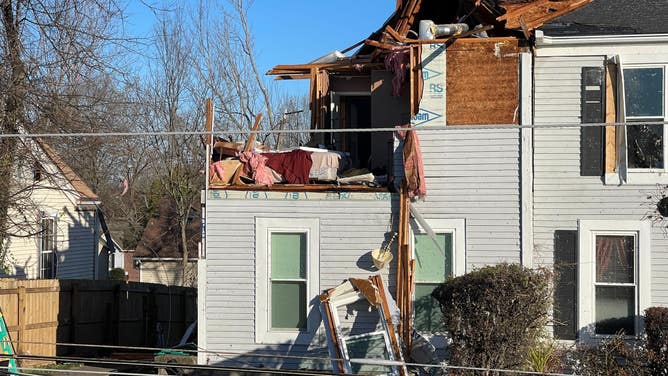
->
[255,217,320,344]
[577,220,651,342]
[410,218,466,335]
[39,215,57,279]
[621,64,668,183]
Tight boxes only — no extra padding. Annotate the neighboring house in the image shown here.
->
[134,198,200,287]
[532,0,668,341]
[199,0,589,370]
[3,138,113,279]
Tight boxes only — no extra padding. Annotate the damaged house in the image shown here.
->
[198,0,606,372]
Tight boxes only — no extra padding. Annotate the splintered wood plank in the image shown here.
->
[446,38,520,125]
[205,98,213,146]
[499,0,592,30]
[385,25,405,42]
[231,113,263,185]
[364,38,398,50]
[310,67,317,130]
[274,74,311,80]
[605,62,617,173]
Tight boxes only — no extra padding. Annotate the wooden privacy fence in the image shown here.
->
[0,279,196,362]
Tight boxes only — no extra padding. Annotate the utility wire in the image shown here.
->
[0,120,667,138]
[2,340,337,362]
[0,354,339,376]
[0,354,581,376]
[2,366,157,376]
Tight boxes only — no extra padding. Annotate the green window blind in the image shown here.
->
[414,232,453,333]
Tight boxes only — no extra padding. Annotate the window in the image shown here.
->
[39,216,57,279]
[578,220,651,340]
[625,67,665,170]
[411,219,465,334]
[33,160,44,181]
[255,218,319,343]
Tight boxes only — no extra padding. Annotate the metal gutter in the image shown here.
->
[535,30,668,46]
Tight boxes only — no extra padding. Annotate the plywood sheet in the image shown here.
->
[446,38,520,126]
[605,62,617,173]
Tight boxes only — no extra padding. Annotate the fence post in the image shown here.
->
[112,284,120,346]
[69,283,78,355]
[182,290,188,337]
[17,287,26,364]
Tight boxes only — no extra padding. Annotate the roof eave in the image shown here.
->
[536,30,668,46]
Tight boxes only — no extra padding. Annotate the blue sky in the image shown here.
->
[125,1,395,94]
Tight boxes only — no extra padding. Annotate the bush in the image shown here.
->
[569,334,649,376]
[431,263,552,373]
[646,307,668,375]
[109,267,126,281]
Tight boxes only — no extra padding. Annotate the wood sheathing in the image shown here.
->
[605,61,617,173]
[446,37,520,125]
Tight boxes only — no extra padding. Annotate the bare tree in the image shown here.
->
[194,0,288,143]
[137,7,203,285]
[0,0,129,269]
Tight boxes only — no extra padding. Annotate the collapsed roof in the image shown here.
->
[268,0,592,77]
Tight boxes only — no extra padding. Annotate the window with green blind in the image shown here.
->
[270,232,307,329]
[256,218,319,344]
[413,232,453,333]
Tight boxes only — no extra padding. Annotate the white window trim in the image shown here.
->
[39,215,57,279]
[255,217,320,344]
[410,218,466,341]
[577,219,651,342]
[607,63,668,185]
[410,218,466,278]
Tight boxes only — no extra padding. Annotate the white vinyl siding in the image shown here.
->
[205,197,393,368]
[533,50,668,321]
[5,185,97,280]
[400,128,522,268]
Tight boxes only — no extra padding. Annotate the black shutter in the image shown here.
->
[580,67,605,176]
[554,230,578,340]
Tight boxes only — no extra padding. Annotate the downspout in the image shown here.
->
[93,209,98,279]
[519,52,534,268]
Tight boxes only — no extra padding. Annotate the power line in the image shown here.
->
[0,353,581,376]
[0,120,667,138]
[0,354,339,376]
[3,340,336,363]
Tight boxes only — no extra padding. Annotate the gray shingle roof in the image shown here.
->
[540,0,668,36]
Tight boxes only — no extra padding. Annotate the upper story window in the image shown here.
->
[624,66,666,171]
